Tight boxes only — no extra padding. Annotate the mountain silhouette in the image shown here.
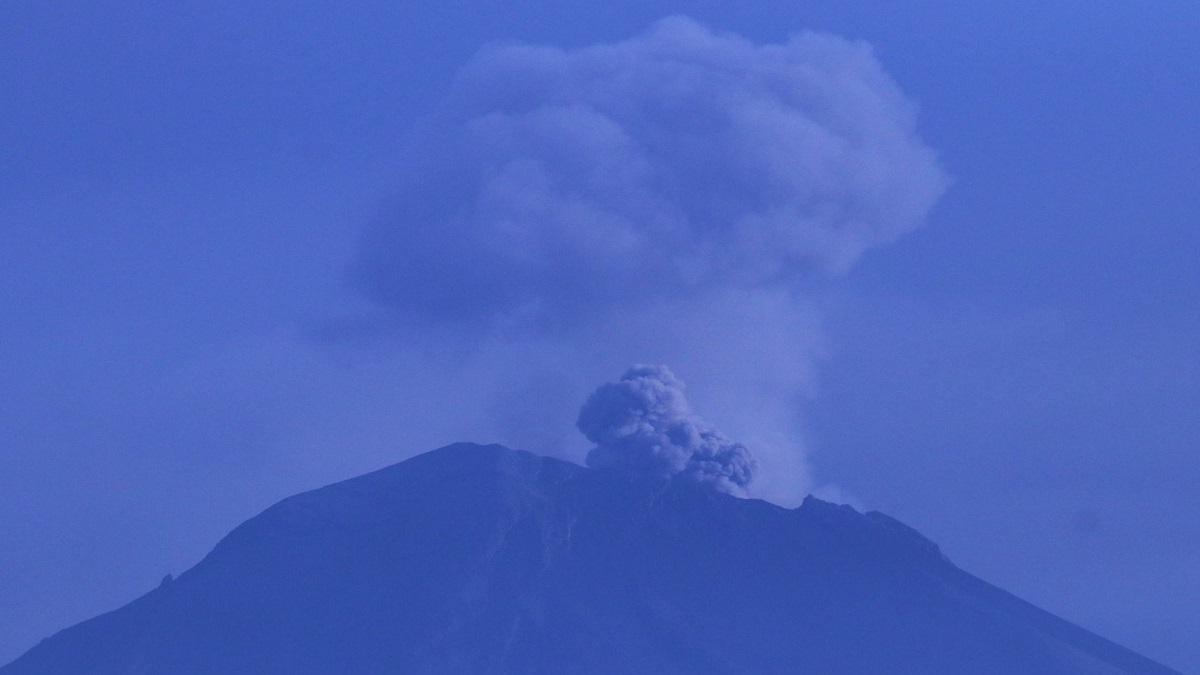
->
[3,443,1183,674]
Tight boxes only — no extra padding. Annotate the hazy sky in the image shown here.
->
[2,2,1198,671]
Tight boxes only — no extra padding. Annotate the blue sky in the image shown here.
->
[2,2,1197,671]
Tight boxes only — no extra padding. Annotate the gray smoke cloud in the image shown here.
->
[344,17,948,505]
[353,16,947,331]
[578,365,758,495]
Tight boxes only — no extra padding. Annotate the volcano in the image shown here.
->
[2,443,1182,674]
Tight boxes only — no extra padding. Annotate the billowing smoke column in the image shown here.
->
[578,365,758,495]
[347,17,947,503]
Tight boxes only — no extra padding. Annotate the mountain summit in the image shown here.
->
[3,443,1182,674]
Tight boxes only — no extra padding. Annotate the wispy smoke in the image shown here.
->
[578,365,757,495]
[345,17,947,505]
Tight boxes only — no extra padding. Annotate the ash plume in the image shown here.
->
[343,16,948,504]
[353,16,946,332]
[578,365,757,495]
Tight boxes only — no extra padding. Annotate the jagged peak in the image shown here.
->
[799,495,949,565]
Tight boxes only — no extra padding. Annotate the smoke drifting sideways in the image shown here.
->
[342,16,947,504]
[579,365,758,495]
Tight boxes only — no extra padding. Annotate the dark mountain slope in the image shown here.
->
[3,443,1182,674]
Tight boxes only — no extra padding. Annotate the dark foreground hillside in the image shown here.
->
[3,443,1182,674]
